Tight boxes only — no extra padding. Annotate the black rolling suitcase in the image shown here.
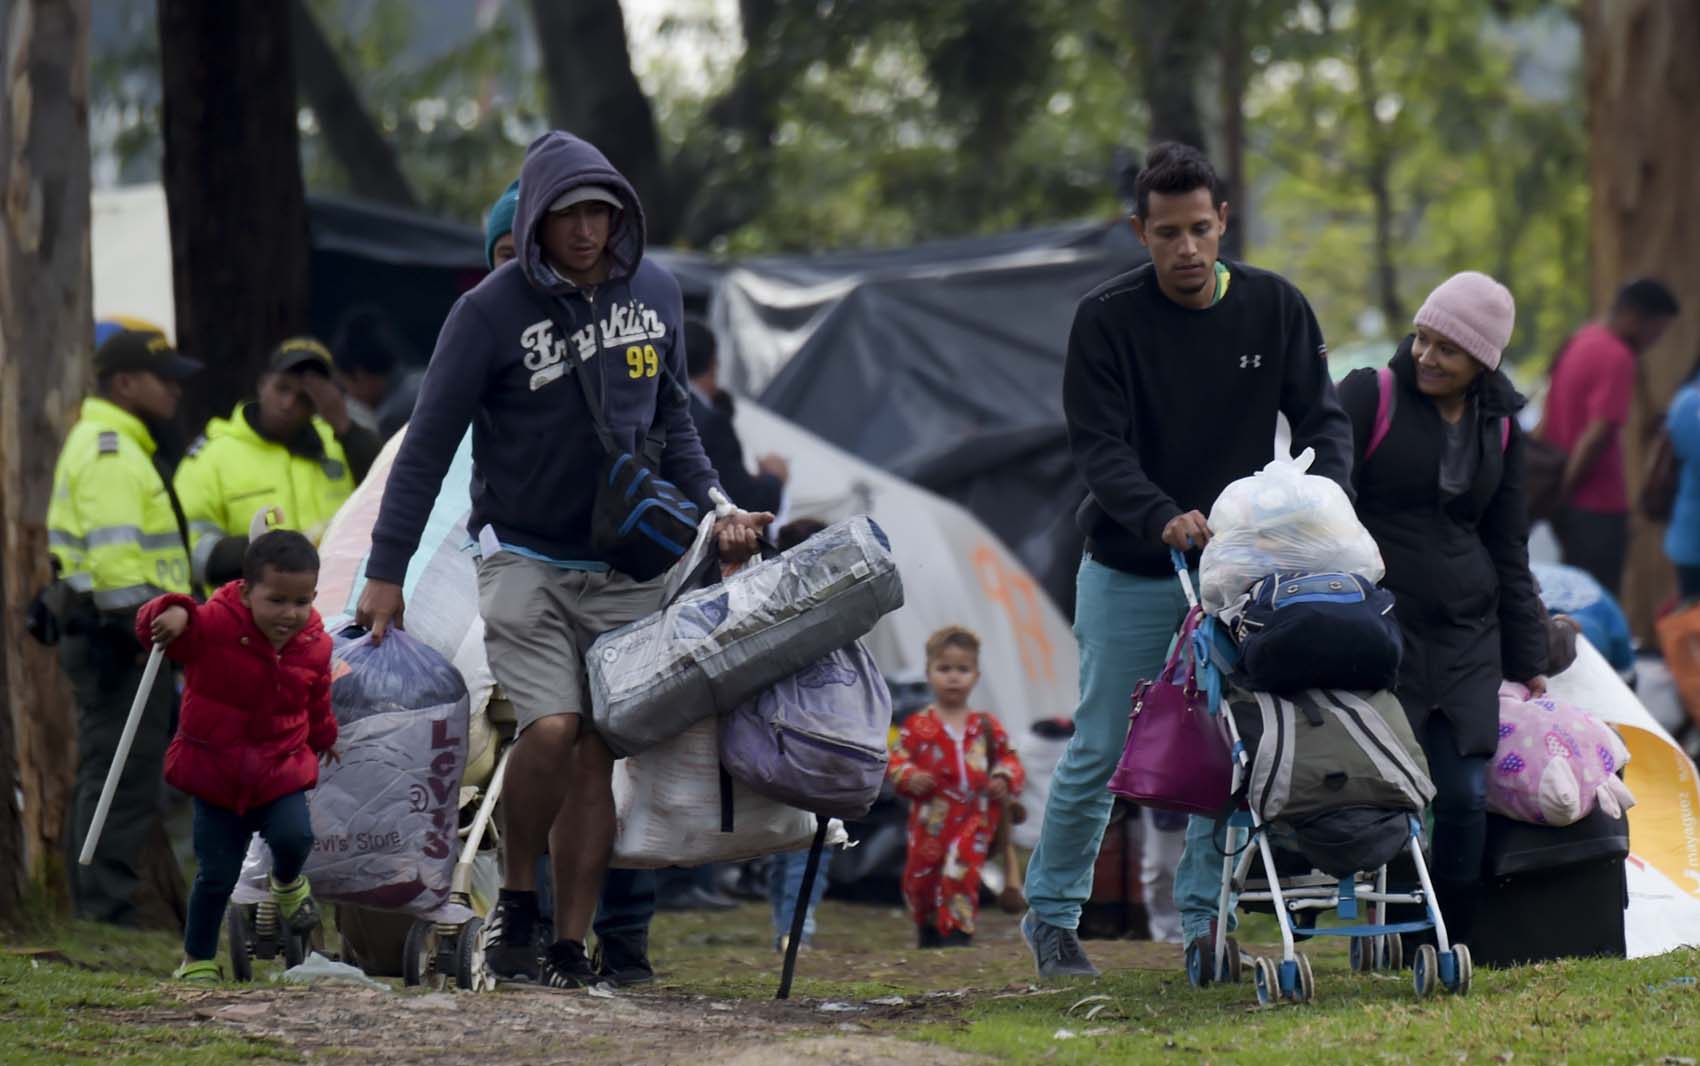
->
[1471,806,1629,967]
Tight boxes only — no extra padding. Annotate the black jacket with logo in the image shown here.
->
[1064,260,1354,577]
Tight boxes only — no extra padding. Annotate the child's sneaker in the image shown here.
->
[172,959,222,983]
[270,874,321,936]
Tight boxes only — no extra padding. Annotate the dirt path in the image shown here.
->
[78,904,1188,1064]
[140,981,993,1065]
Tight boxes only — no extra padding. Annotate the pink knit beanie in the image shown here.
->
[1413,271,1516,372]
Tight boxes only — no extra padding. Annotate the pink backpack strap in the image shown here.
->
[1365,366,1511,457]
[1365,367,1395,461]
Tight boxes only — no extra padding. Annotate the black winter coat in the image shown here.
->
[1339,339,1548,756]
[688,392,785,515]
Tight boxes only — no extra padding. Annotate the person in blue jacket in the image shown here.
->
[1664,371,1700,603]
[1531,561,1634,682]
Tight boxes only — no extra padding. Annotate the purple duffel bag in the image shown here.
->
[719,641,892,821]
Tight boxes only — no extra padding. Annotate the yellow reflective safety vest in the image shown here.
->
[47,397,192,612]
[174,404,355,583]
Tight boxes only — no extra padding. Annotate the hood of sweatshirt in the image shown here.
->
[513,131,646,296]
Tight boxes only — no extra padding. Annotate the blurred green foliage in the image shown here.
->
[92,0,1589,365]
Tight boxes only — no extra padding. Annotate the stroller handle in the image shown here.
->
[1170,548,1200,611]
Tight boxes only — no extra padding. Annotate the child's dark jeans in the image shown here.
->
[184,791,315,960]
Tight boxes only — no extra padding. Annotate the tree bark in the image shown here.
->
[289,0,417,210]
[1217,12,1247,260]
[673,0,803,246]
[1583,0,1700,641]
[526,0,670,242]
[0,0,91,922]
[158,0,311,432]
[1353,30,1404,331]
[1130,0,1211,152]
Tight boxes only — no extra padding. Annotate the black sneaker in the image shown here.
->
[594,929,655,987]
[941,930,973,948]
[917,924,943,949]
[485,895,541,983]
[540,939,597,989]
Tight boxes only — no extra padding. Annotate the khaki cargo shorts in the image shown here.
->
[475,550,666,734]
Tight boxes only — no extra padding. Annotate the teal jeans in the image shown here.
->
[1023,555,1235,943]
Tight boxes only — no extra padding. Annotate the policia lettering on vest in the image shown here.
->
[45,327,201,925]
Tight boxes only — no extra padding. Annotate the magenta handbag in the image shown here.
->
[1106,601,1233,815]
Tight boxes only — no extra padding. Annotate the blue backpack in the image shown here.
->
[1234,572,1402,694]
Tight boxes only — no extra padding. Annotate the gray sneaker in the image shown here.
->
[1021,910,1100,979]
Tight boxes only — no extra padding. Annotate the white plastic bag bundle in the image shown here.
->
[1199,449,1384,614]
[611,717,847,869]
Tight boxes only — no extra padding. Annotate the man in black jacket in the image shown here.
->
[1021,143,1354,979]
[685,318,787,515]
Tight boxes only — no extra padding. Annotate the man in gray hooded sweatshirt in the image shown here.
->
[358,132,769,988]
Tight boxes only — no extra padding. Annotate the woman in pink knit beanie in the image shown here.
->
[1334,271,1549,961]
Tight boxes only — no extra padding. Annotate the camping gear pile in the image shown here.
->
[1111,450,1644,1002]
[591,512,903,864]
[228,629,476,982]
[590,509,903,998]
[1114,451,1461,1005]
[303,432,905,992]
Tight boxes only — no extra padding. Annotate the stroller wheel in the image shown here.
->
[1252,957,1277,1006]
[1350,936,1373,973]
[1184,939,1213,988]
[283,927,309,969]
[454,916,493,993]
[225,904,254,983]
[402,918,441,989]
[1381,932,1404,972]
[1220,937,1242,984]
[1412,944,1439,997]
[1294,953,1315,1004]
[1446,944,1473,996]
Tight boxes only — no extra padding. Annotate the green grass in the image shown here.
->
[910,947,1700,1065]
[6,903,1698,1064]
[0,952,297,1065]
[0,917,313,1065]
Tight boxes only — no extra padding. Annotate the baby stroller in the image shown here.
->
[387,685,512,992]
[1176,556,1473,1004]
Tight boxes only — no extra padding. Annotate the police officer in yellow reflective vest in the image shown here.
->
[48,328,202,924]
[175,337,381,585]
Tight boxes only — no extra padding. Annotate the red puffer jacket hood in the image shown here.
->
[137,582,336,814]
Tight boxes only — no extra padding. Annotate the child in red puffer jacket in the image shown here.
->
[136,530,338,982]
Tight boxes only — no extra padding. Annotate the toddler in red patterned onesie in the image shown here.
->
[889,626,1025,947]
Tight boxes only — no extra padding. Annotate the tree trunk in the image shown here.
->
[158,0,311,432]
[1584,0,1700,641]
[289,0,417,210]
[526,0,671,242]
[1130,0,1210,152]
[1217,12,1247,260]
[673,0,792,247]
[0,0,91,923]
[1354,32,1404,330]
